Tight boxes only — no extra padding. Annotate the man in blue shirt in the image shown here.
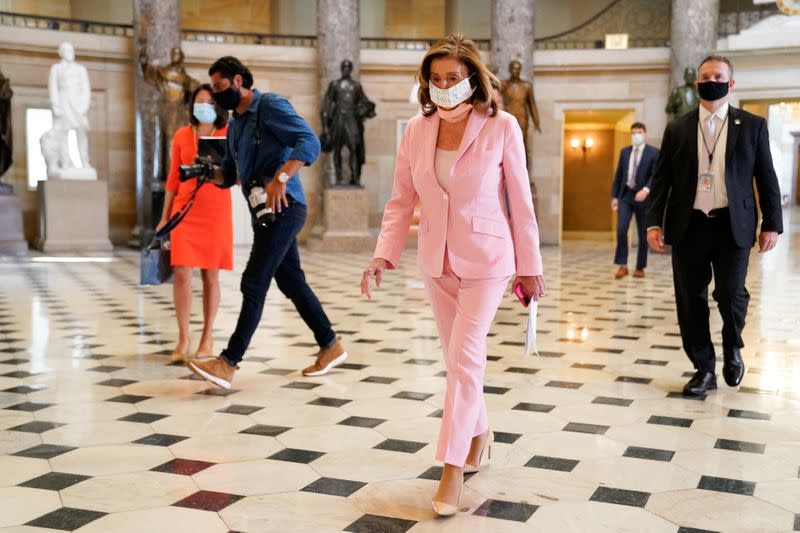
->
[188,56,348,389]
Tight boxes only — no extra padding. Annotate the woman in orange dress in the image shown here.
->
[157,84,232,362]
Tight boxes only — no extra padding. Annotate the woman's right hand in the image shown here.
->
[361,258,388,300]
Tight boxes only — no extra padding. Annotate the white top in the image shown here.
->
[695,102,729,211]
[435,148,458,191]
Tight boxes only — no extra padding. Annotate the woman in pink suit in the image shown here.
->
[361,34,546,516]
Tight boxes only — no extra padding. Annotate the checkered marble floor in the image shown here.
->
[1,213,799,532]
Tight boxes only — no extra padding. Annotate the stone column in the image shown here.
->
[670,0,719,87]
[491,0,535,80]
[309,0,373,252]
[131,0,180,247]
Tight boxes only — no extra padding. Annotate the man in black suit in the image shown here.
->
[647,55,783,397]
[611,122,660,279]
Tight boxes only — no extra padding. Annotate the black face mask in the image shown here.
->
[212,80,241,110]
[697,81,730,102]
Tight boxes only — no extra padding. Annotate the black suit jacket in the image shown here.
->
[611,144,659,198]
[646,106,783,248]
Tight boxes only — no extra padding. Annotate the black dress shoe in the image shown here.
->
[683,371,717,397]
[723,348,745,387]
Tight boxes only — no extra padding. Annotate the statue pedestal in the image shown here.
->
[36,179,112,252]
[0,191,28,256]
[307,187,374,252]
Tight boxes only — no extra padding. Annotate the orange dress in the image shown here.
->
[166,124,233,270]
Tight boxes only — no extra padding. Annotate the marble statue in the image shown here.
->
[320,59,376,187]
[40,42,96,180]
[0,67,12,193]
[666,67,700,119]
[140,46,198,182]
[501,60,541,164]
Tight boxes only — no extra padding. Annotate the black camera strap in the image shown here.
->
[145,178,204,254]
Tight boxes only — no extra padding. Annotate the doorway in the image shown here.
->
[562,109,636,240]
[741,99,800,205]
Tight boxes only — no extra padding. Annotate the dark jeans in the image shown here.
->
[221,201,336,365]
[672,209,751,373]
[614,189,648,270]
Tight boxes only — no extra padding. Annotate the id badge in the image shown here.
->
[698,172,713,193]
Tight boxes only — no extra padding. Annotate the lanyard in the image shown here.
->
[699,113,728,168]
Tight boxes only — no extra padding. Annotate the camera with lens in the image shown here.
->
[248,182,277,228]
[178,159,214,183]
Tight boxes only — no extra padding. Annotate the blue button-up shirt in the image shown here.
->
[220,89,320,206]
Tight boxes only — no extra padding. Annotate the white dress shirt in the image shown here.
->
[695,102,729,211]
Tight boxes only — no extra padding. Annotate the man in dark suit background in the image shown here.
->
[646,55,783,397]
[611,122,659,279]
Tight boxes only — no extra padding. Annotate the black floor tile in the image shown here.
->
[344,514,416,533]
[403,358,436,365]
[14,444,76,459]
[513,402,555,413]
[240,424,291,437]
[392,391,433,401]
[151,458,216,476]
[308,397,352,407]
[546,380,583,389]
[472,499,538,522]
[361,376,398,384]
[592,396,634,407]
[794,514,800,531]
[505,367,539,375]
[118,412,168,424]
[87,365,124,373]
[217,404,264,415]
[2,385,46,394]
[173,490,244,512]
[525,455,579,472]
[616,376,653,384]
[268,448,325,464]
[374,439,427,454]
[697,475,756,496]
[494,431,522,444]
[714,438,766,454]
[96,378,138,387]
[483,385,511,395]
[26,507,107,530]
[282,381,321,390]
[20,472,90,491]
[9,421,64,434]
[301,477,367,497]
[260,368,294,376]
[338,416,386,428]
[4,401,52,412]
[106,394,151,404]
[590,486,650,508]
[338,363,368,370]
[133,433,188,446]
[418,466,443,480]
[572,363,606,370]
[563,422,609,435]
[727,409,771,421]
[623,446,675,462]
[634,359,669,366]
[677,527,720,533]
[648,415,693,428]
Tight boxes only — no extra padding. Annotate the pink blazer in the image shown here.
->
[374,109,543,279]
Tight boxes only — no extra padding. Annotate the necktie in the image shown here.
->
[696,115,716,214]
[627,146,640,189]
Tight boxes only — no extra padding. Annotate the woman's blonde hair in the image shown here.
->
[416,33,500,117]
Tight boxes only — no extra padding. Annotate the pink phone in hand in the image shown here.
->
[513,281,531,308]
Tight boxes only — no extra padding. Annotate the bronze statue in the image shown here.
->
[501,60,541,163]
[0,67,12,193]
[320,59,375,187]
[140,46,198,181]
[666,67,700,119]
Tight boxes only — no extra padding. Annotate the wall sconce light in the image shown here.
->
[570,137,594,153]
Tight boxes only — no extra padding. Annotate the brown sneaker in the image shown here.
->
[633,269,645,278]
[187,357,238,389]
[615,266,629,279]
[302,337,348,377]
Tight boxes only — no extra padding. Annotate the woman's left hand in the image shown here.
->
[514,275,546,301]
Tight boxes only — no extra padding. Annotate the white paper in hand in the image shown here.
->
[524,300,539,357]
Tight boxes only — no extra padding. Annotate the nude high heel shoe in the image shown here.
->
[464,430,493,474]
[432,484,463,517]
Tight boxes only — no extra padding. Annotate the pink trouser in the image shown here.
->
[423,252,510,467]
